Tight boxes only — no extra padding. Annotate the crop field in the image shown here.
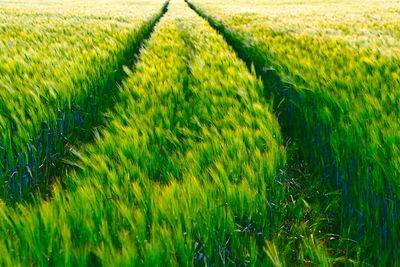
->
[0,0,399,265]
[0,0,167,199]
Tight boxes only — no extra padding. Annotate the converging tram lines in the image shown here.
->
[0,0,398,265]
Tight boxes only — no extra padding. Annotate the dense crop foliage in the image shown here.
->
[0,0,167,200]
[0,0,293,264]
[1,0,398,264]
[188,0,400,264]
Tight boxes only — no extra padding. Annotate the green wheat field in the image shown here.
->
[0,0,399,265]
